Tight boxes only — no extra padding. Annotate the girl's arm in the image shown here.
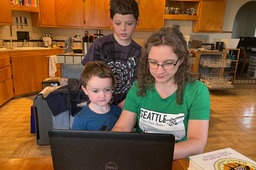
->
[112,110,137,132]
[173,119,209,160]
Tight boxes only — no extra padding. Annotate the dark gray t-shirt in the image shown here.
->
[81,34,142,104]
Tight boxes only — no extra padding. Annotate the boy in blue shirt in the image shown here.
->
[81,0,141,108]
[72,61,121,131]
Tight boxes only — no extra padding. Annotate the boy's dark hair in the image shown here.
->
[80,61,115,88]
[109,0,139,20]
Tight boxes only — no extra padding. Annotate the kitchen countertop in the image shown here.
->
[0,47,62,52]
[59,52,85,56]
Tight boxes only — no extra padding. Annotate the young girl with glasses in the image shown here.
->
[112,27,210,160]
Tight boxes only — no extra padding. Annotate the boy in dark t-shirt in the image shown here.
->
[81,0,141,108]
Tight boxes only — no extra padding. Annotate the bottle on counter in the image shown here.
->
[82,31,89,54]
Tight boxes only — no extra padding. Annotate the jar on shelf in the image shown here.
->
[174,8,180,15]
[169,7,175,14]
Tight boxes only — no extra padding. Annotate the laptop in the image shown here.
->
[48,129,175,170]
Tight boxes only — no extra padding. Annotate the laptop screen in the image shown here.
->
[49,130,175,170]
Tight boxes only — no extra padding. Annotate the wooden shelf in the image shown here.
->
[225,70,235,74]
[11,5,39,13]
[229,60,239,62]
[225,48,240,51]
[165,0,200,21]
[164,14,198,20]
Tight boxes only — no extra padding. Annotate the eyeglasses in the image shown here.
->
[148,58,180,70]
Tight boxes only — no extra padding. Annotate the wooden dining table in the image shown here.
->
[0,156,189,170]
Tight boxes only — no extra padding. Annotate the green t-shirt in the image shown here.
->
[123,80,210,142]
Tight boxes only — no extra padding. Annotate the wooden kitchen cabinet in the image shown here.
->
[10,49,63,96]
[33,0,111,28]
[55,0,84,27]
[136,0,165,30]
[0,0,12,25]
[85,0,111,28]
[38,0,56,26]
[32,0,164,30]
[0,52,14,106]
[192,0,226,32]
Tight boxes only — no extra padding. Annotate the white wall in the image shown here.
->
[222,0,255,31]
[232,1,256,37]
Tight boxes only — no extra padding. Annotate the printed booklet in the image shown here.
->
[188,148,256,170]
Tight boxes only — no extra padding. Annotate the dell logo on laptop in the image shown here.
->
[105,162,118,170]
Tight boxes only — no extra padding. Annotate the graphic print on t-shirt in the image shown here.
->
[107,56,136,95]
[139,108,185,141]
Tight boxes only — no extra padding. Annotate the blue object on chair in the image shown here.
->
[30,105,36,133]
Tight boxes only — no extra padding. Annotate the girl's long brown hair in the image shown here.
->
[137,27,196,104]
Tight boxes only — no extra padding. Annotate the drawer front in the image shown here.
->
[0,66,12,82]
[0,53,10,69]
[0,78,14,106]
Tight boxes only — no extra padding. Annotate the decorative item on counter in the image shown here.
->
[88,32,95,42]
[57,42,65,48]
[94,30,103,39]
[42,32,55,47]
[191,40,203,49]
[73,34,81,41]
[64,37,73,53]
[201,43,215,50]
[215,42,224,51]
[42,37,52,47]
[72,34,83,53]
[82,30,89,54]
[88,32,95,49]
